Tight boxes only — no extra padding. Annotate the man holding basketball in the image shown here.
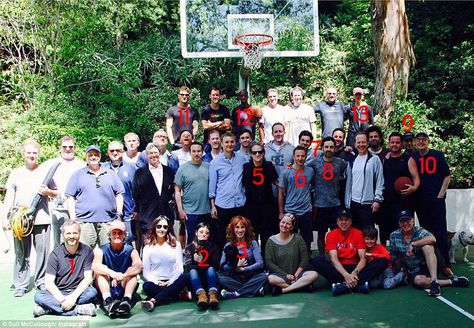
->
[379,132,420,245]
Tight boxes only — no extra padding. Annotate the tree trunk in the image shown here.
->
[371,0,415,120]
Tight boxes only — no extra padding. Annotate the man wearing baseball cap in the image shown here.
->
[312,208,388,296]
[92,220,142,318]
[65,145,125,248]
[344,87,374,148]
[402,132,415,154]
[389,210,469,296]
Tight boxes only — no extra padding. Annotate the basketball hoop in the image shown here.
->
[234,33,273,70]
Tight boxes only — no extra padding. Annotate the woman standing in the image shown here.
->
[266,213,319,296]
[218,216,267,299]
[142,216,188,311]
[184,223,220,309]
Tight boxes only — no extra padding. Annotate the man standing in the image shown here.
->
[201,87,231,149]
[285,86,317,146]
[202,129,222,163]
[2,139,57,297]
[208,132,247,249]
[379,132,420,245]
[332,128,356,162]
[171,130,194,165]
[259,88,287,144]
[390,210,469,296]
[307,137,350,254]
[344,87,374,148]
[298,130,316,163]
[33,220,97,317]
[65,145,124,248]
[136,129,179,173]
[403,132,415,154]
[92,220,142,318]
[43,136,85,247]
[166,86,199,148]
[123,132,141,165]
[312,208,388,296]
[231,90,255,142]
[278,146,315,251]
[347,132,384,229]
[314,88,347,138]
[103,141,137,244]
[132,143,175,243]
[366,126,389,163]
[412,132,453,276]
[175,142,211,244]
[235,130,253,160]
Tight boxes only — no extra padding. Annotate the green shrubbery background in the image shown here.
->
[1,0,473,188]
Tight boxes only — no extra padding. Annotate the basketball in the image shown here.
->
[394,176,413,194]
[252,105,263,119]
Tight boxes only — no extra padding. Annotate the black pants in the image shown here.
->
[312,257,388,285]
[350,201,374,230]
[143,274,188,305]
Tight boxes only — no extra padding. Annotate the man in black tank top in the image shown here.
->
[379,133,420,245]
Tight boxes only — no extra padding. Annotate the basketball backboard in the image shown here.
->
[180,0,319,58]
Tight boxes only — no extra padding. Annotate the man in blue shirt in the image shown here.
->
[136,129,179,173]
[65,145,124,248]
[209,132,248,250]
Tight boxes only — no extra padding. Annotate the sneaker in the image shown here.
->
[271,286,282,297]
[14,289,25,297]
[76,303,97,316]
[117,300,132,318]
[357,281,370,294]
[33,304,50,317]
[208,291,219,309]
[332,283,350,297]
[103,299,121,317]
[429,280,441,297]
[220,289,238,300]
[142,300,155,312]
[450,276,470,288]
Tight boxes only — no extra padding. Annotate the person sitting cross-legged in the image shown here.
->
[92,220,143,318]
[33,220,97,317]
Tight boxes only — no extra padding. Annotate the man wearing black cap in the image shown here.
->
[411,132,453,276]
[402,132,415,154]
[311,208,388,296]
[389,210,469,296]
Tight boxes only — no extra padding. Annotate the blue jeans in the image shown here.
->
[189,267,218,294]
[34,287,97,316]
[123,219,134,245]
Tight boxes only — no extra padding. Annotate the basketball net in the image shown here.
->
[234,34,273,70]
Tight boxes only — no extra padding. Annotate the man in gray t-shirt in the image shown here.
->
[314,88,348,138]
[175,142,211,244]
[279,146,315,251]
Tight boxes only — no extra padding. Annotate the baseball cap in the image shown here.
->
[85,145,101,154]
[337,208,353,219]
[403,132,414,140]
[353,87,364,95]
[109,220,126,232]
[398,210,414,222]
[415,132,429,139]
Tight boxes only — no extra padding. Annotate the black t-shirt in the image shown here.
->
[166,105,200,142]
[412,149,450,198]
[201,104,231,144]
[231,104,256,139]
[383,152,411,200]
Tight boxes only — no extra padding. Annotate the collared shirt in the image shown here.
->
[102,161,136,218]
[159,150,171,167]
[149,163,163,195]
[208,152,247,209]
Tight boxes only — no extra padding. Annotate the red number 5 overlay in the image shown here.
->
[252,168,264,185]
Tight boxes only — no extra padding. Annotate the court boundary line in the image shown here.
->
[424,289,474,321]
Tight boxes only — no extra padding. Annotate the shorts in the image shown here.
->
[408,265,430,283]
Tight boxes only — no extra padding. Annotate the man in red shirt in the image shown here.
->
[311,208,388,296]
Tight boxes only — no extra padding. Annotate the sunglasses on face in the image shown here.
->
[62,146,74,149]
[251,150,264,155]
[156,224,169,230]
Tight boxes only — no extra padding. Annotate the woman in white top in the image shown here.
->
[141,216,188,312]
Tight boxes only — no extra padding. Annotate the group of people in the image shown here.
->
[1,85,470,319]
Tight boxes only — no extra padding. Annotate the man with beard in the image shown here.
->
[347,132,384,230]
[171,130,194,165]
[332,128,356,162]
[259,88,287,144]
[298,130,317,163]
[379,132,420,245]
[314,88,347,139]
[307,137,350,255]
[285,86,317,146]
[366,126,389,163]
[33,220,97,317]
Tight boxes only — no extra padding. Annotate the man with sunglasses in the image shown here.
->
[43,136,85,247]
[65,145,125,249]
[166,86,200,149]
[102,141,136,245]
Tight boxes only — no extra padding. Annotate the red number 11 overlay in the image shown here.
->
[178,108,189,125]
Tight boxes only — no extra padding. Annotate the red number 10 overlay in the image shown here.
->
[237,108,253,126]
[419,156,437,174]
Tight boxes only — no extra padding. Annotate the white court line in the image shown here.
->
[425,289,474,321]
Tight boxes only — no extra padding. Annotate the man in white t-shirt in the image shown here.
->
[123,132,141,165]
[171,130,193,165]
[259,88,287,144]
[285,86,317,146]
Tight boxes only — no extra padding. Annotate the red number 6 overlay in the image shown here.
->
[236,242,247,259]
[402,114,414,133]
[252,168,264,186]
[197,249,209,267]
[294,170,306,187]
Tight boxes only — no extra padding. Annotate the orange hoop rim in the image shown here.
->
[234,33,273,48]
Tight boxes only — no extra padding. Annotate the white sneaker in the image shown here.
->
[33,305,50,317]
[76,303,97,316]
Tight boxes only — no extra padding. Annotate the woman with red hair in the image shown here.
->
[218,216,267,299]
